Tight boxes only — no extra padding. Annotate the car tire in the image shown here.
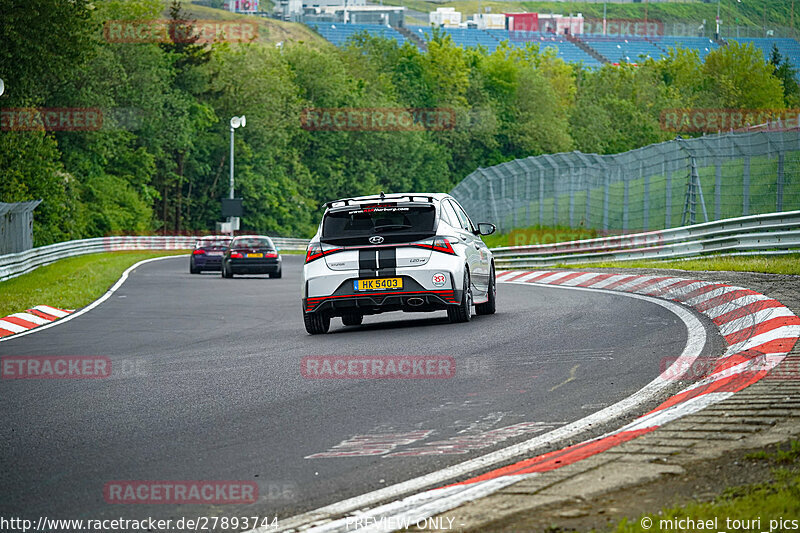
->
[269,266,282,279]
[190,261,200,274]
[447,270,472,323]
[304,312,330,334]
[341,312,363,326]
[222,263,233,278]
[475,264,496,316]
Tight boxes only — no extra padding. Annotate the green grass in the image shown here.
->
[484,225,599,248]
[609,441,800,533]
[384,0,794,31]
[0,250,188,317]
[551,253,800,275]
[499,152,800,233]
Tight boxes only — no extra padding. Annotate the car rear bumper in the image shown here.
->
[193,256,224,270]
[229,258,281,274]
[303,276,463,316]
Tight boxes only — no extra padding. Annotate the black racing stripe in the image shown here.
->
[377,247,396,277]
[359,249,377,277]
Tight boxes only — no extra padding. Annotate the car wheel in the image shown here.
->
[304,311,330,334]
[190,260,200,274]
[222,262,233,278]
[475,264,496,316]
[269,266,282,279]
[341,312,363,326]
[447,269,472,324]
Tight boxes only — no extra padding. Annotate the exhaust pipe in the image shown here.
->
[406,297,425,307]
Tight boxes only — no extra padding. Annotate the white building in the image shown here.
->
[429,8,461,28]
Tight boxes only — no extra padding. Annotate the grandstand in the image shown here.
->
[729,37,800,67]
[581,35,665,63]
[307,21,800,73]
[309,23,409,47]
[652,36,719,60]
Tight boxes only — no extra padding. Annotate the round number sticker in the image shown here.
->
[432,272,447,287]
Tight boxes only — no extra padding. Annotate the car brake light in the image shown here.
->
[265,252,278,258]
[412,237,457,255]
[305,243,342,263]
[192,249,206,255]
[230,252,243,258]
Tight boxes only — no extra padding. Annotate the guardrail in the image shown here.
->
[491,211,800,268]
[0,235,310,282]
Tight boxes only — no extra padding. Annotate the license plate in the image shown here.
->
[246,253,263,258]
[354,278,403,291]
[208,251,223,256]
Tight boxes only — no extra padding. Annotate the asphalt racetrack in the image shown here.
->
[0,255,722,524]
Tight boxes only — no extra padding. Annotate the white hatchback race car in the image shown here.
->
[302,193,497,334]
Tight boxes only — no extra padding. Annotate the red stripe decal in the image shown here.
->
[547,272,586,285]
[522,271,561,283]
[647,279,697,297]
[724,316,800,345]
[626,276,672,293]
[27,309,57,321]
[576,273,614,287]
[694,288,760,312]
[713,299,785,326]
[672,283,725,302]
[505,271,535,282]
[601,275,642,290]
[446,428,655,486]
[1,316,39,329]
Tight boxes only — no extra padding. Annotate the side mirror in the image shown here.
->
[477,223,496,236]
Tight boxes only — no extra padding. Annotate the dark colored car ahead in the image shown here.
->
[221,235,282,278]
[190,236,232,273]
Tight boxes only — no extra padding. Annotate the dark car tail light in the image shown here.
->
[305,243,341,263]
[192,249,206,255]
[411,236,458,255]
[230,251,243,258]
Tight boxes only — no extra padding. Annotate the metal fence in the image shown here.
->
[492,210,800,268]
[0,201,41,255]
[451,130,800,235]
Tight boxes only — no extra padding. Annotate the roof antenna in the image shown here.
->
[380,191,385,200]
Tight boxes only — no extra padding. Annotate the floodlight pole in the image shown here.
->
[228,115,246,236]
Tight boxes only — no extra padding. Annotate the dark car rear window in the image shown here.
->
[321,204,436,245]
[231,237,274,249]
[196,238,230,248]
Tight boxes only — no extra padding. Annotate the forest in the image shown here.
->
[1,0,797,243]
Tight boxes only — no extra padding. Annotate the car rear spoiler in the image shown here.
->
[324,194,435,210]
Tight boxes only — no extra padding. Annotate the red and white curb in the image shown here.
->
[267,270,800,533]
[0,306,74,338]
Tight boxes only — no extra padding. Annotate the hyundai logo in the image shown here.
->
[369,236,384,244]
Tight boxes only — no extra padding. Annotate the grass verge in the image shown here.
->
[549,254,800,276]
[0,251,187,318]
[610,441,800,533]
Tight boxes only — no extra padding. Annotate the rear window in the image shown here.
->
[196,238,230,248]
[231,237,274,249]
[321,204,436,245]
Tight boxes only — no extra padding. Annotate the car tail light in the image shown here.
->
[265,252,278,258]
[192,249,206,255]
[305,243,341,263]
[412,237,458,255]
[230,251,243,258]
